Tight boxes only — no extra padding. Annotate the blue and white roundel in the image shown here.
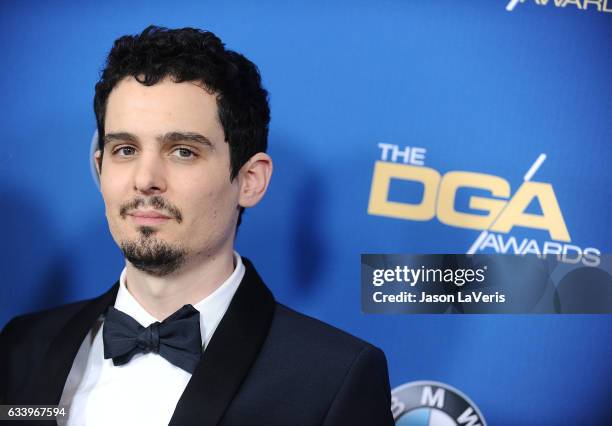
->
[391,381,486,426]
[396,407,457,426]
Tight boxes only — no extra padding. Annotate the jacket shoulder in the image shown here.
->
[223,302,392,425]
[1,299,92,348]
[273,303,375,356]
[266,302,390,387]
[0,298,96,403]
[273,304,393,424]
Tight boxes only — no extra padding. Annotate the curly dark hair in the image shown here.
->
[94,25,270,182]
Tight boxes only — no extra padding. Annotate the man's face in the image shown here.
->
[98,76,240,276]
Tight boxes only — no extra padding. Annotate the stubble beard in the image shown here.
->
[119,226,187,277]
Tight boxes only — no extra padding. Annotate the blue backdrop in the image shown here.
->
[1,0,611,423]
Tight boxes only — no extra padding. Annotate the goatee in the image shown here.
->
[120,226,186,277]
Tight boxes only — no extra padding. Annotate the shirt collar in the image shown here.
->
[114,252,245,348]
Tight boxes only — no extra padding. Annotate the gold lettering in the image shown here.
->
[368,162,440,221]
[538,0,566,6]
[368,164,570,242]
[490,182,571,242]
[564,0,583,8]
[437,171,510,230]
[583,0,602,11]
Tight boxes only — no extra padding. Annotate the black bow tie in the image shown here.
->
[103,304,203,374]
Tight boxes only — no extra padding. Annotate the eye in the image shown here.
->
[172,147,197,159]
[112,146,137,157]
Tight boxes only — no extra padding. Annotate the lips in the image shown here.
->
[127,210,172,225]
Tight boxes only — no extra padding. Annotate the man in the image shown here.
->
[0,26,393,425]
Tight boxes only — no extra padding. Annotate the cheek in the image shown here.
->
[99,178,128,233]
[187,184,239,230]
[100,165,133,206]
[102,196,122,237]
[100,186,119,218]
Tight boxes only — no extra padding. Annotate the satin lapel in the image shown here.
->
[28,283,119,404]
[170,259,276,426]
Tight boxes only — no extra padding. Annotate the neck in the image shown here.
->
[123,247,236,320]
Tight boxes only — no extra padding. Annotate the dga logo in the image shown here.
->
[505,0,612,13]
[367,144,600,266]
[391,381,486,426]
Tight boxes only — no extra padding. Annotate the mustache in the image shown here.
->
[119,196,183,223]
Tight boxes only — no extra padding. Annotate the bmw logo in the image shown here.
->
[391,381,486,426]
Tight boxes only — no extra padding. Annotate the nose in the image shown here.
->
[133,152,167,195]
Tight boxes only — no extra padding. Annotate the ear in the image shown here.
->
[237,152,273,208]
[94,150,102,176]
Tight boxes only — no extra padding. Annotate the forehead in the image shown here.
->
[104,76,224,142]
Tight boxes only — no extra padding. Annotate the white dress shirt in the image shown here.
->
[58,253,245,426]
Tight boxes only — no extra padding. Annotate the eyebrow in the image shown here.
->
[158,132,214,149]
[103,132,138,145]
[103,131,214,149]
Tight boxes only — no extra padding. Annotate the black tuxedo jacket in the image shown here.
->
[1,259,394,425]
